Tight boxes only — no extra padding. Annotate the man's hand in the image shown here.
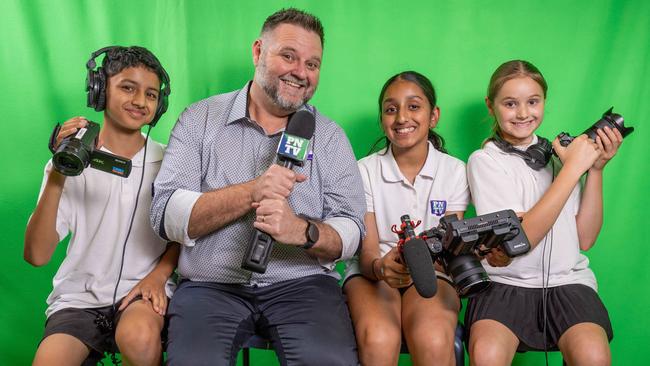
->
[252,198,307,245]
[252,165,307,202]
[118,271,168,316]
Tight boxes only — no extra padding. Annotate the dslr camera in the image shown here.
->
[48,121,132,177]
[394,210,530,298]
[557,107,634,147]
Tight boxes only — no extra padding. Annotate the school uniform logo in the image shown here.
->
[430,200,447,216]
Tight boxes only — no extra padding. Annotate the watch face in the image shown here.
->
[307,221,319,243]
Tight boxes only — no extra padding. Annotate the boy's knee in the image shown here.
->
[115,318,162,357]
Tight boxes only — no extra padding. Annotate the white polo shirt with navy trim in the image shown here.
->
[35,138,174,318]
[467,136,597,290]
[345,141,470,279]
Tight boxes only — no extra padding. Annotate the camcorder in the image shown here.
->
[557,107,634,147]
[394,210,530,298]
[48,121,132,177]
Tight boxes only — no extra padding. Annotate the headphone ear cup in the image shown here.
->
[492,135,551,171]
[523,149,547,170]
[95,69,107,111]
[149,80,170,127]
[86,70,99,110]
[86,68,106,112]
[525,137,552,170]
[149,91,167,127]
[537,136,553,153]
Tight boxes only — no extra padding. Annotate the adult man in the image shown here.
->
[150,8,365,365]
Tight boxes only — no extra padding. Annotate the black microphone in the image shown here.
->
[403,237,438,298]
[400,215,438,298]
[241,110,316,273]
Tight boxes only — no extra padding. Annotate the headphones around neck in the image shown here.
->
[85,46,171,127]
[492,134,553,171]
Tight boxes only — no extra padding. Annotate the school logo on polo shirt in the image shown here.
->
[430,200,447,216]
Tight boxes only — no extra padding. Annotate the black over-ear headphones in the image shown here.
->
[492,134,553,171]
[86,46,171,127]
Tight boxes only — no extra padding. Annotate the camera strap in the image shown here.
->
[48,123,62,154]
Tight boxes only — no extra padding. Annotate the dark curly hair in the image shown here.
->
[101,46,168,87]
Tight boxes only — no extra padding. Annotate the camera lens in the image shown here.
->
[446,254,491,297]
[52,143,90,176]
[53,152,83,176]
[58,156,79,170]
[584,109,634,141]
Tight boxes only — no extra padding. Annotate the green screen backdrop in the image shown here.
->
[1,1,648,364]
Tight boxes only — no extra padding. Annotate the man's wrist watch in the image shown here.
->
[300,216,319,250]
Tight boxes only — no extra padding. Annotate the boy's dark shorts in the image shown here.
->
[41,296,167,365]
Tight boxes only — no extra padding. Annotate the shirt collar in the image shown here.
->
[225,81,253,125]
[225,81,314,129]
[419,142,439,179]
[379,141,439,183]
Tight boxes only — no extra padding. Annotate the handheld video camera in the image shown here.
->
[48,121,132,177]
[393,210,530,298]
[557,107,634,147]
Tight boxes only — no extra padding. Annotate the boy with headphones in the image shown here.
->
[24,46,177,366]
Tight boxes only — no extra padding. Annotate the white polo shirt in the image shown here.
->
[36,138,174,318]
[345,142,470,279]
[467,136,597,290]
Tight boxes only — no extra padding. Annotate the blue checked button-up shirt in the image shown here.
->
[151,82,366,285]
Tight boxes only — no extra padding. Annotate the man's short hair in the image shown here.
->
[261,8,324,47]
[101,46,167,86]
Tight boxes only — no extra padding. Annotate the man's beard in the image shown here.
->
[255,58,313,112]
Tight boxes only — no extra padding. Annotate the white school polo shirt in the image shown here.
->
[359,142,470,258]
[467,136,597,290]
[36,138,174,318]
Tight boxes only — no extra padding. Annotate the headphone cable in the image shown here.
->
[541,158,557,366]
[107,125,151,364]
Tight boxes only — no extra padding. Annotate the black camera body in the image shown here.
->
[396,209,530,298]
[425,209,530,258]
[49,121,132,177]
[558,107,634,147]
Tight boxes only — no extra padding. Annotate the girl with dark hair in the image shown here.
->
[343,71,469,365]
[465,60,620,366]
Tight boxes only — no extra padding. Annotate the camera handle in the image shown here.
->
[48,123,62,154]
